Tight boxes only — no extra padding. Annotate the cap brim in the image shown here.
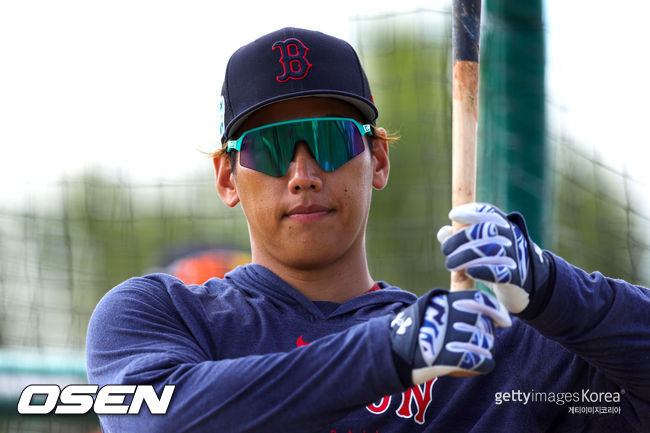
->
[222,91,378,142]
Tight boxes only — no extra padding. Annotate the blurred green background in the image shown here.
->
[1,5,649,432]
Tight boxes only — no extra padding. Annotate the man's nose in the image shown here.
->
[286,142,323,192]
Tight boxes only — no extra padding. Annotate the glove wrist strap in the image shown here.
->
[518,251,556,320]
[389,289,448,388]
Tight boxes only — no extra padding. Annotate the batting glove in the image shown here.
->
[437,203,551,314]
[390,289,511,386]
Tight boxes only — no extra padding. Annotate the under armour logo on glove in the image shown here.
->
[272,38,312,82]
[391,313,413,335]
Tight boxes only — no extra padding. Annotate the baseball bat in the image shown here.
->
[450,0,481,292]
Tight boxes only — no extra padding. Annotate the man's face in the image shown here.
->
[215,96,389,271]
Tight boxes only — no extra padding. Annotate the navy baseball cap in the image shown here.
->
[219,27,378,144]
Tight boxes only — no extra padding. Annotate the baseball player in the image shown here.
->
[86,27,650,432]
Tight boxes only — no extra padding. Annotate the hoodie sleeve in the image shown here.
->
[522,253,650,423]
[85,276,405,433]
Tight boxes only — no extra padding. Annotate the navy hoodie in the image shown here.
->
[86,253,650,432]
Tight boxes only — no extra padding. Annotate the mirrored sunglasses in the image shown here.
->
[226,117,373,177]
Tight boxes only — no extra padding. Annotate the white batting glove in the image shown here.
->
[437,203,551,314]
[390,289,511,386]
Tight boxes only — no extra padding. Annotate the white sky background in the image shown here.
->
[545,1,650,216]
[1,0,649,214]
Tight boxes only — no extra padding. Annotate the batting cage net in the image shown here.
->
[1,7,649,432]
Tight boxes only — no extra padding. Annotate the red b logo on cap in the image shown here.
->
[272,38,312,82]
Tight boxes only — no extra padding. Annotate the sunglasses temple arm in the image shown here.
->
[226,140,240,152]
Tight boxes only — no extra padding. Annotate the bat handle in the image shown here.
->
[450,60,479,292]
[450,0,481,292]
[449,0,482,377]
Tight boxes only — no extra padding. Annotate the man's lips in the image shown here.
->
[285,204,333,222]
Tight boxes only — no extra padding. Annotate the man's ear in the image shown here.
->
[213,154,240,207]
[371,128,390,190]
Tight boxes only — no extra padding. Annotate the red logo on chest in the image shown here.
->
[296,335,310,347]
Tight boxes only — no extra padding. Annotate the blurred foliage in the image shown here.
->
[53,170,250,303]
[549,139,647,284]
[0,170,250,349]
[354,12,453,294]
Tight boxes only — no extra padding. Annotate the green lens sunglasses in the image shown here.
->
[226,117,373,177]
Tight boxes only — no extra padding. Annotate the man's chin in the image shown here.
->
[281,247,345,271]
